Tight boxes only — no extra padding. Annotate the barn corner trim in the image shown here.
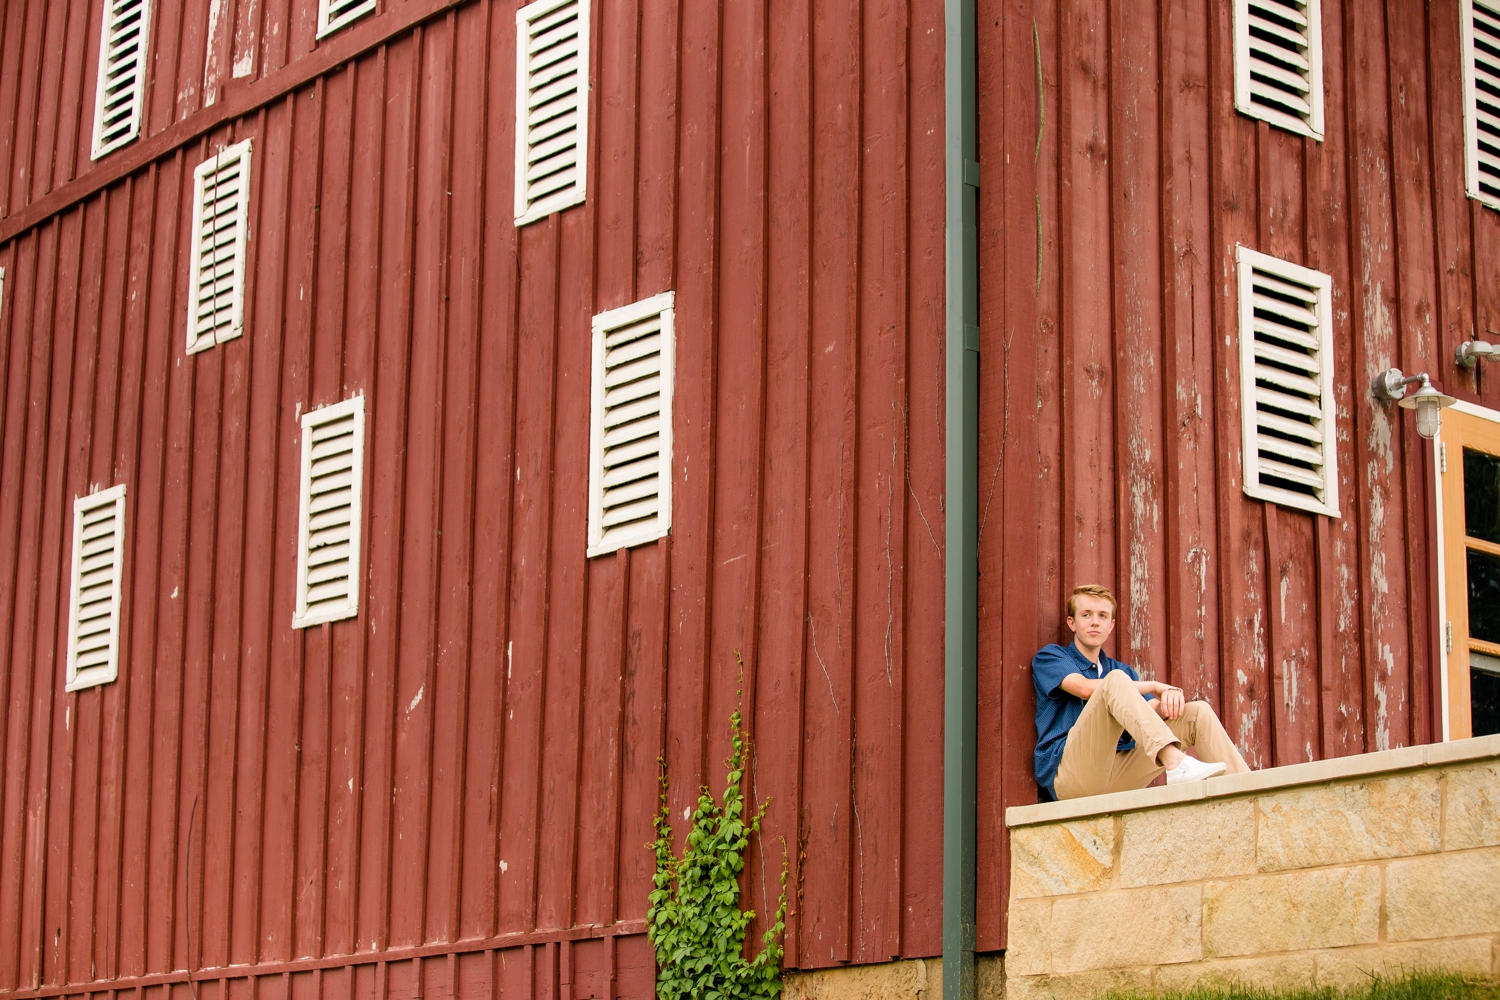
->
[943,0,979,995]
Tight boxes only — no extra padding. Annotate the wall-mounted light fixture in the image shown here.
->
[1372,368,1456,440]
[1456,339,1500,369]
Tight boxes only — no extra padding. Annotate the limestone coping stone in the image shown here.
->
[1005,733,1500,829]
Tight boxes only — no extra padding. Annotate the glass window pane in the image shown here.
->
[1469,548,1500,645]
[1464,447,1500,544]
[1472,655,1500,738]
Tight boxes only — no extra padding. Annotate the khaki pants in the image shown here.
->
[1053,669,1250,800]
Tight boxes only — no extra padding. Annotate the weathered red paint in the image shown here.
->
[2,0,1496,995]
[972,0,1500,953]
[0,0,948,995]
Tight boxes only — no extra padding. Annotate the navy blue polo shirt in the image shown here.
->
[1032,643,1149,799]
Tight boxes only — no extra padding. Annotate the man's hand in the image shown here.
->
[1152,682,1186,720]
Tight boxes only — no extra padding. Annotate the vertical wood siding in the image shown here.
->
[0,0,947,995]
[974,0,1500,953]
[1,0,1491,990]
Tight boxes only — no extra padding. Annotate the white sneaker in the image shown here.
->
[1165,756,1228,784]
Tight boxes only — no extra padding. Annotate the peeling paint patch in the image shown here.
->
[1284,652,1298,719]
[203,0,227,104]
[1186,546,1210,640]
[1126,429,1158,653]
[1374,643,1394,751]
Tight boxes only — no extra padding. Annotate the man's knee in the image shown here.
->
[1101,670,1135,693]
[1182,700,1225,729]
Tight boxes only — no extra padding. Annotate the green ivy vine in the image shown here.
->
[647,705,789,1000]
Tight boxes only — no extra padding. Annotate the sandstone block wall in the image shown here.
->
[1005,735,1500,1000]
[781,955,1006,1000]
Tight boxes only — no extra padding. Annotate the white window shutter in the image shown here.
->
[1232,0,1324,140]
[66,485,127,692]
[514,0,590,226]
[185,139,253,354]
[1236,247,1339,518]
[90,0,152,159]
[293,395,366,628]
[1463,0,1500,209]
[587,292,674,557]
[316,0,375,38]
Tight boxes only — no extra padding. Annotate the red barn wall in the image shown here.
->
[973,0,1500,954]
[0,0,950,996]
[5,0,1497,991]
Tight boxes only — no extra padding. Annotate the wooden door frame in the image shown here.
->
[1435,399,1500,741]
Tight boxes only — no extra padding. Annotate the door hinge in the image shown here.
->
[1440,441,1448,473]
[1446,621,1454,654]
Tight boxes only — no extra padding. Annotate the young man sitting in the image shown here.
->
[1033,585,1250,800]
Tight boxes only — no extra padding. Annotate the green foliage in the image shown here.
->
[1103,971,1500,1000]
[647,707,788,1000]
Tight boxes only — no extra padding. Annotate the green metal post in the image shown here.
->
[943,0,979,994]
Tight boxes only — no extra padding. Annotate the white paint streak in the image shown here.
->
[1126,427,1158,653]
[1284,652,1298,720]
[407,684,423,713]
[203,0,226,105]
[232,0,259,78]
[1252,609,1266,681]
[1186,546,1210,641]
[1363,279,1397,751]
[1374,644,1394,751]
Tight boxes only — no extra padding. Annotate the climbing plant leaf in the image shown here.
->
[648,704,788,1000]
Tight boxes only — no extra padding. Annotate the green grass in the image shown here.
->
[1104,971,1500,1000]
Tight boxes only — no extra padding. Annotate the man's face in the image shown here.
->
[1066,595,1116,650]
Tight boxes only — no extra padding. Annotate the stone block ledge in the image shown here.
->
[1007,733,1500,829]
[1005,734,1500,996]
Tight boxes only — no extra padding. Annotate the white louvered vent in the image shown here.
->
[587,292,674,557]
[317,0,375,38]
[1232,0,1324,140]
[1463,0,1500,208]
[1236,247,1339,518]
[66,485,127,692]
[514,0,590,226]
[293,395,366,628]
[91,0,152,159]
[186,139,253,354]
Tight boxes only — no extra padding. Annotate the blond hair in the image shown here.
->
[1066,584,1118,620]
